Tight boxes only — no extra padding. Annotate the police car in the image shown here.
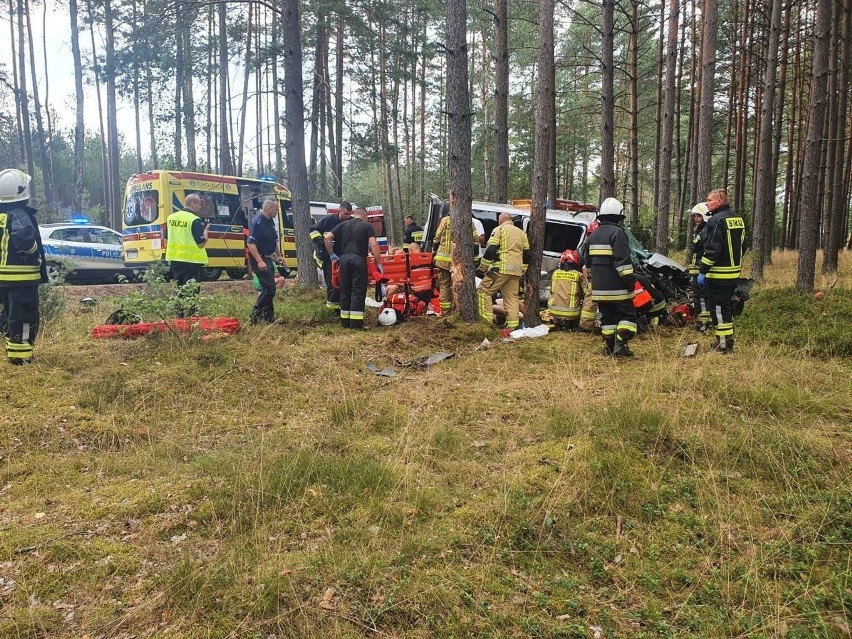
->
[40,217,136,284]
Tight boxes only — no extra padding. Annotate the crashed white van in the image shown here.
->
[421,195,598,301]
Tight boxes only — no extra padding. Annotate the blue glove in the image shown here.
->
[329,253,339,263]
[697,273,706,286]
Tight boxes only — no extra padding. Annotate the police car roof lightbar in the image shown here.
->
[70,215,90,224]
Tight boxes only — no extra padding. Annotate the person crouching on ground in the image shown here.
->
[548,249,586,331]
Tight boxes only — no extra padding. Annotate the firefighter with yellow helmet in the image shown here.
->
[0,169,48,365]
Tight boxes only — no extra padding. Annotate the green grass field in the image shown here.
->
[0,251,849,638]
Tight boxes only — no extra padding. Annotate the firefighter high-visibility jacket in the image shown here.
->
[687,223,706,277]
[432,216,480,271]
[699,204,745,282]
[480,221,530,276]
[0,204,47,286]
[310,213,345,266]
[583,220,635,302]
[548,268,585,319]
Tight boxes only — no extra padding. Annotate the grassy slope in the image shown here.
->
[0,251,850,639]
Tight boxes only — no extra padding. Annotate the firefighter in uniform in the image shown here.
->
[583,197,637,357]
[477,212,530,330]
[548,249,586,331]
[699,188,745,353]
[686,202,712,332]
[325,207,382,329]
[432,206,480,315]
[310,201,352,312]
[0,169,47,365]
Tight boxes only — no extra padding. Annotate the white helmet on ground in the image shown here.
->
[378,308,397,326]
[690,202,710,222]
[598,197,624,221]
[0,169,32,204]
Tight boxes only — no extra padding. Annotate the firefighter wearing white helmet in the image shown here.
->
[687,202,712,332]
[0,169,48,365]
[581,197,637,356]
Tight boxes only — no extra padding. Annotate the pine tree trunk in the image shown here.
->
[182,12,197,171]
[39,3,56,200]
[600,0,616,199]
[70,0,85,214]
[696,0,718,199]
[8,0,24,164]
[526,0,555,328]
[652,0,665,213]
[822,0,850,273]
[281,0,315,288]
[86,0,109,214]
[656,0,679,254]
[494,0,509,204]
[628,0,640,229]
[796,0,831,292]
[25,0,52,204]
[174,4,184,168]
[271,10,283,179]
[750,0,783,280]
[237,6,253,176]
[308,13,324,194]
[334,15,344,197]
[218,2,233,175]
[446,0,477,321]
[104,0,121,227]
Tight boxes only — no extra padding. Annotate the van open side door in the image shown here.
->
[420,195,447,251]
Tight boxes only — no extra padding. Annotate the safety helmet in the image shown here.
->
[378,308,397,326]
[560,249,580,266]
[597,197,624,222]
[0,169,32,204]
[690,202,710,222]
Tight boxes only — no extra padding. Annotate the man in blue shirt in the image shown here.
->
[247,199,282,324]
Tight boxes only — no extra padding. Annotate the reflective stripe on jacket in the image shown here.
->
[0,206,45,285]
[433,216,480,270]
[480,222,529,275]
[165,210,207,264]
[583,221,635,302]
[700,205,745,281]
[548,269,583,318]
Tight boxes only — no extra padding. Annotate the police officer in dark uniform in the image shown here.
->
[582,197,637,357]
[324,207,382,329]
[246,199,283,324]
[310,201,352,312]
[0,169,48,365]
[699,188,745,353]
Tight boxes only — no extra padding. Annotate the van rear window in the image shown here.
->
[544,222,584,254]
[124,190,159,226]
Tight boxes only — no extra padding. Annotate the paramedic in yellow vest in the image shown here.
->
[477,212,530,329]
[166,193,209,286]
[548,249,586,331]
[432,205,480,315]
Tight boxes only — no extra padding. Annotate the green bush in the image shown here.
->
[737,287,852,357]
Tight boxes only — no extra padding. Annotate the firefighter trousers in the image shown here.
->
[478,271,521,329]
[437,266,452,314]
[1,286,39,364]
[339,254,368,329]
[322,256,340,310]
[706,281,736,337]
[598,300,637,343]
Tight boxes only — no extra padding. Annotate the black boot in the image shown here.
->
[613,338,634,357]
[602,336,616,356]
[709,335,733,353]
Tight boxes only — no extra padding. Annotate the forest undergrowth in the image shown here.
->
[0,250,849,638]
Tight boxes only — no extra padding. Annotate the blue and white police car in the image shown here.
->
[40,217,136,284]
